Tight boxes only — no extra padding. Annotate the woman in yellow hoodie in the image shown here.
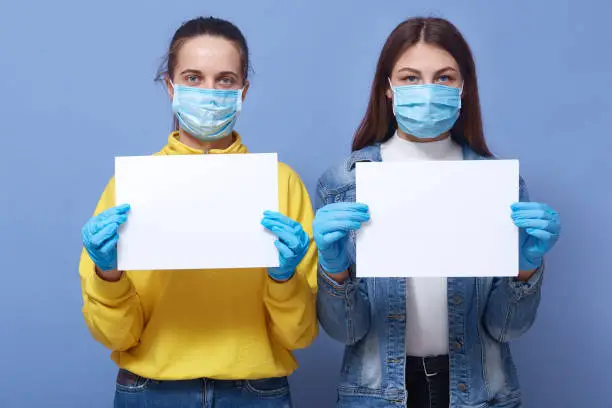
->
[79,16,317,408]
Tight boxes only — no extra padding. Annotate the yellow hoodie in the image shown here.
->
[79,132,318,380]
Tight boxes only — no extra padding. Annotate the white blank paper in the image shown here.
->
[356,160,519,278]
[115,153,279,271]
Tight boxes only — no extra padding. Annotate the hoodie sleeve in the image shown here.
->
[79,177,146,352]
[262,164,318,350]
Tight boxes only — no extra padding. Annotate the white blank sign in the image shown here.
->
[115,153,279,271]
[356,160,519,278]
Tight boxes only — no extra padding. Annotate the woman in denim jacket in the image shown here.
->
[314,17,561,408]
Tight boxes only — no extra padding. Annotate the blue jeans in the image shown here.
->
[114,369,293,408]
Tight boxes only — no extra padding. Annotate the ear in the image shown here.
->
[385,80,394,101]
[165,76,174,99]
[386,87,393,101]
[386,75,395,100]
[241,80,250,101]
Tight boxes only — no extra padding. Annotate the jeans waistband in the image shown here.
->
[405,355,449,376]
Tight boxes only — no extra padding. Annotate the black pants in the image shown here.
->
[405,355,450,408]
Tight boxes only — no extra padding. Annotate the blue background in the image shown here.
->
[0,0,609,406]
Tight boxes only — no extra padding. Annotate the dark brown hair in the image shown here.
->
[156,17,251,131]
[352,17,492,156]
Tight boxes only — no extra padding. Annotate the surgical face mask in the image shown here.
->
[389,79,462,139]
[171,82,243,142]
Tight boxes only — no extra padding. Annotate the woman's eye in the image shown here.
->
[406,75,419,83]
[437,75,450,83]
[219,77,234,86]
[186,75,199,83]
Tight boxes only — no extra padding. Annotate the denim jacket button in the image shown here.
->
[453,296,462,304]
[458,383,467,392]
[454,342,462,350]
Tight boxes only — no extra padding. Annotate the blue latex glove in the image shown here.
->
[81,204,131,271]
[313,202,370,274]
[261,211,310,281]
[511,202,561,271]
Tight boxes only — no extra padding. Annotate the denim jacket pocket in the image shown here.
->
[245,376,290,397]
[115,369,151,393]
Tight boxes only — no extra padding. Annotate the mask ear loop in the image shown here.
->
[456,82,465,114]
[159,73,175,89]
[165,76,177,104]
[236,88,244,112]
[388,78,397,115]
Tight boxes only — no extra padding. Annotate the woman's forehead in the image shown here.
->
[175,35,242,75]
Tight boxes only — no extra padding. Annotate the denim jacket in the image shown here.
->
[315,144,544,408]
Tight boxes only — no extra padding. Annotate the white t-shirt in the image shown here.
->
[380,132,463,357]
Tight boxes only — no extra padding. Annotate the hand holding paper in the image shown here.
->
[313,203,370,274]
[511,202,561,270]
[261,211,310,281]
[82,204,131,271]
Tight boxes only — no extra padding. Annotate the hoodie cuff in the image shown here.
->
[85,269,133,302]
[266,271,304,302]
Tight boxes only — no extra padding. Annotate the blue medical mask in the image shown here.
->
[171,83,243,141]
[390,79,462,139]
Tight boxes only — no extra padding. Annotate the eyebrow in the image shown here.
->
[179,69,203,76]
[217,70,239,78]
[178,69,240,77]
[397,66,457,76]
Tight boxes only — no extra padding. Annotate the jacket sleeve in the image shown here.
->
[314,180,371,345]
[483,176,544,342]
[263,165,318,350]
[79,177,145,352]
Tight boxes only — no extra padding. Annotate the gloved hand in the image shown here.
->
[261,211,310,281]
[511,202,561,271]
[81,204,131,271]
[313,202,370,274]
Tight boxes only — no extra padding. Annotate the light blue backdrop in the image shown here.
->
[0,0,609,407]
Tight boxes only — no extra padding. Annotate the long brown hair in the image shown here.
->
[352,17,492,156]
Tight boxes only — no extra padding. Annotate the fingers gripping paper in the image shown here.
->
[355,160,519,278]
[115,153,279,271]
